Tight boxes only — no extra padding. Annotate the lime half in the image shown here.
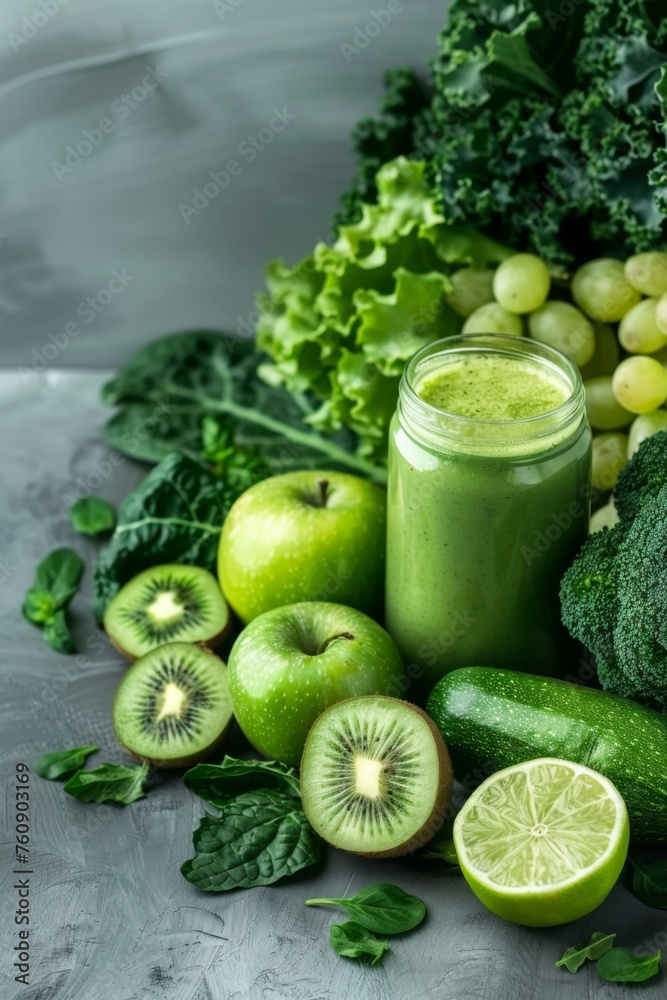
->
[453,758,629,926]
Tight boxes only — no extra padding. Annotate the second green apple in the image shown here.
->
[217,470,386,622]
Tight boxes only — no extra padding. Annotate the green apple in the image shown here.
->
[218,470,386,623]
[228,601,405,764]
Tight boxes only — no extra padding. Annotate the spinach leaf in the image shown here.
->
[305,883,426,934]
[69,497,117,536]
[100,331,384,482]
[92,452,256,619]
[42,610,76,653]
[35,746,98,781]
[329,922,390,965]
[184,757,301,808]
[420,837,459,866]
[28,548,84,610]
[555,932,616,973]
[63,762,149,805]
[597,947,661,983]
[180,789,321,891]
[23,548,84,653]
[631,857,667,909]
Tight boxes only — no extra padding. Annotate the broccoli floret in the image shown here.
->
[611,485,667,706]
[560,432,667,707]
[559,523,624,675]
[614,430,667,524]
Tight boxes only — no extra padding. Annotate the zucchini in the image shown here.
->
[427,667,667,843]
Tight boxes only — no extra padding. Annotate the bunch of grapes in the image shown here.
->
[450,252,667,521]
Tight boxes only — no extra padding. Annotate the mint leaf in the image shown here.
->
[36,746,98,781]
[42,610,76,654]
[64,762,149,805]
[69,497,117,536]
[306,883,425,935]
[556,932,616,973]
[598,947,661,983]
[184,756,301,808]
[329,922,390,965]
[631,858,667,909]
[180,789,320,891]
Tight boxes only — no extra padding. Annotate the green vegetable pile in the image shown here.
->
[340,0,667,270]
[257,158,510,460]
[561,430,667,706]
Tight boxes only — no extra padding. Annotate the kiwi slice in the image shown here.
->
[104,564,231,660]
[113,642,233,767]
[300,695,452,858]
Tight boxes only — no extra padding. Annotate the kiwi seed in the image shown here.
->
[112,642,233,768]
[300,695,452,858]
[104,564,231,661]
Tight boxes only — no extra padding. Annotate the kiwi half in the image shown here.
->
[104,564,231,661]
[113,642,233,767]
[300,695,452,858]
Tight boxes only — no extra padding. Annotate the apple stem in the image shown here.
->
[316,478,329,507]
[316,631,354,655]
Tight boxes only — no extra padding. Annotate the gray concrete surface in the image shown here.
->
[1,369,666,1000]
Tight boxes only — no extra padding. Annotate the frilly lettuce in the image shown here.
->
[257,158,511,461]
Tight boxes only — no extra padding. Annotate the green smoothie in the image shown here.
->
[385,335,591,695]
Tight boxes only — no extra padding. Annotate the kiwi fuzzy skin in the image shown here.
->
[301,696,453,859]
[107,610,232,663]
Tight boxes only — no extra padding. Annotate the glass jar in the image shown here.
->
[385,333,591,696]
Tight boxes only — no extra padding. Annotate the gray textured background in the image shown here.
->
[1,0,445,369]
[2,372,666,1000]
[3,3,667,998]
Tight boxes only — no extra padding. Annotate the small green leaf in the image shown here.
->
[63,762,149,805]
[184,756,301,808]
[305,883,425,935]
[329,921,390,965]
[36,746,98,781]
[420,837,459,865]
[22,589,56,624]
[69,497,117,536]
[42,610,76,654]
[33,548,84,608]
[555,932,616,973]
[181,789,321,891]
[598,947,661,983]
[631,858,667,909]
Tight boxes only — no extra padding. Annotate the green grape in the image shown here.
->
[656,291,667,335]
[591,433,628,491]
[618,298,667,354]
[446,268,495,318]
[589,500,619,534]
[585,377,633,430]
[624,252,667,297]
[579,324,620,380]
[527,300,595,366]
[492,254,551,314]
[650,344,667,366]
[627,409,667,457]
[571,258,641,322]
[612,355,667,413]
[462,302,524,336]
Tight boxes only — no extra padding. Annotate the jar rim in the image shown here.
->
[399,333,586,456]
